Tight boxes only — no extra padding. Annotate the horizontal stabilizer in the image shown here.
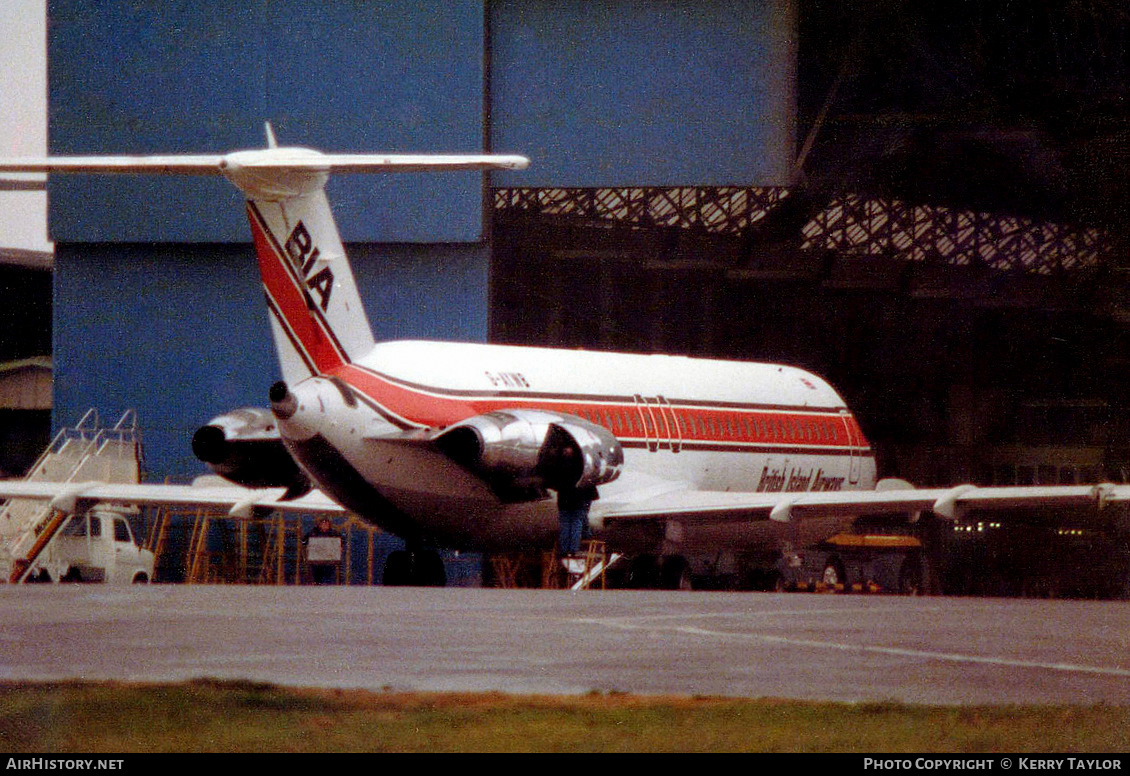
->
[0,156,226,174]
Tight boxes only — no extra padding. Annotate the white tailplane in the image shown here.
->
[0,138,529,385]
[227,147,377,383]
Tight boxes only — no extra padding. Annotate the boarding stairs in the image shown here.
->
[487,540,623,589]
[536,540,622,590]
[0,410,142,582]
[567,541,623,591]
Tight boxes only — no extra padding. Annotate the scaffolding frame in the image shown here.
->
[147,506,381,586]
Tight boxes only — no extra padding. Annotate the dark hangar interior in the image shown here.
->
[491,0,1130,488]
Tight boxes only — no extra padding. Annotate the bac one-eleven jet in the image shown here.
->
[0,132,1126,587]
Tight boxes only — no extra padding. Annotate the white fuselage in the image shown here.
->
[276,339,877,552]
[1,145,877,560]
[232,149,875,553]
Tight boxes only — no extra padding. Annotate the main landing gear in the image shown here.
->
[622,554,695,590]
[382,548,447,587]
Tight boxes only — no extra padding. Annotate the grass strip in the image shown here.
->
[0,679,1127,753]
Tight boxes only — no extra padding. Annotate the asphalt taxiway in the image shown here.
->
[1,586,1127,705]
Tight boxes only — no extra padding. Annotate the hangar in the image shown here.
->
[46,0,797,479]
[5,0,1130,589]
[42,1,1130,485]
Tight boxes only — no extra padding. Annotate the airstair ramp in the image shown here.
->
[568,541,622,591]
[0,410,142,582]
[570,553,623,591]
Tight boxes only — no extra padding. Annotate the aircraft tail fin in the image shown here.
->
[234,152,377,382]
[0,142,528,383]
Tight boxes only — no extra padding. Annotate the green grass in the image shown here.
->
[0,680,1127,752]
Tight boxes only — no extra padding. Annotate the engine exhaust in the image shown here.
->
[269,381,298,419]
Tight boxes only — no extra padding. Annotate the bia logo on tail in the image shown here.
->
[284,221,334,312]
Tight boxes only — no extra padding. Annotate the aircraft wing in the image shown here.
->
[0,480,346,519]
[595,482,1130,526]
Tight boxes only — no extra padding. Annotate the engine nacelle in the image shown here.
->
[191,407,311,495]
[435,409,624,495]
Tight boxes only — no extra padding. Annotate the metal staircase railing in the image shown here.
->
[568,541,622,591]
[0,410,142,582]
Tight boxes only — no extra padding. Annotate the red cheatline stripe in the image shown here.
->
[332,360,872,452]
[243,205,873,454]
[331,363,473,426]
[247,204,348,375]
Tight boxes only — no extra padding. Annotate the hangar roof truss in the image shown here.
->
[495,187,1119,277]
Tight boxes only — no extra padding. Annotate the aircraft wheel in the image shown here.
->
[898,554,923,595]
[415,550,447,587]
[660,556,693,591]
[26,568,53,583]
[822,558,848,592]
[382,551,413,586]
[625,554,660,589]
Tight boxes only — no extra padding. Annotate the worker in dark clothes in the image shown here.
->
[541,438,599,560]
[557,483,598,558]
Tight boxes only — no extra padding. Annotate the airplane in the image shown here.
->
[0,130,1127,588]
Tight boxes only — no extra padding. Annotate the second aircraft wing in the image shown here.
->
[594,481,1130,527]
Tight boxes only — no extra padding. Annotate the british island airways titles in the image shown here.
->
[758,465,845,492]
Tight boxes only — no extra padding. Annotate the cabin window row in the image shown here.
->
[567,406,844,444]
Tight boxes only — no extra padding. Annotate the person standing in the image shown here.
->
[303,516,342,585]
[557,482,598,558]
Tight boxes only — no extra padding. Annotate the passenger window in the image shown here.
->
[114,519,131,543]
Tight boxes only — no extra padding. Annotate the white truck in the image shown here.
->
[32,509,155,584]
